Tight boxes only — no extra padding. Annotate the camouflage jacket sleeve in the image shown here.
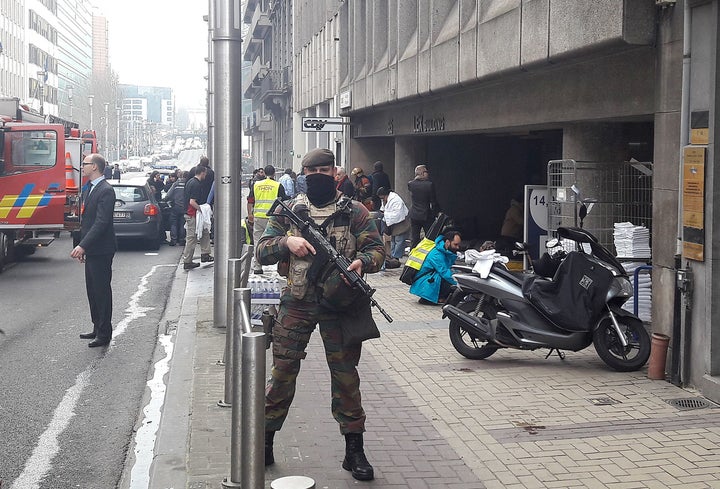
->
[256,214,291,265]
[349,200,385,274]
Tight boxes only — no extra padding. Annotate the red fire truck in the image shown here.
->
[0,97,97,271]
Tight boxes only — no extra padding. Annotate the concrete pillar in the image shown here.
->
[562,123,627,162]
[394,136,426,205]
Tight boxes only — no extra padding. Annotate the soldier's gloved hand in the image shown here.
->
[287,236,316,257]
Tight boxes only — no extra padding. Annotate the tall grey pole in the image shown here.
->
[212,0,243,328]
[104,103,109,156]
[207,0,215,163]
[116,107,120,160]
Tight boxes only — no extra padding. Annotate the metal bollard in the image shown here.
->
[241,331,266,489]
[217,247,252,366]
[223,288,265,489]
[218,258,243,408]
[222,288,250,488]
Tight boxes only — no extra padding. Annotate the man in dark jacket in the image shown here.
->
[164,171,188,246]
[335,167,355,197]
[407,164,440,248]
[71,153,117,347]
[198,156,214,204]
[370,160,391,210]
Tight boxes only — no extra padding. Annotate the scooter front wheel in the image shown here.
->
[593,314,650,372]
[448,299,499,360]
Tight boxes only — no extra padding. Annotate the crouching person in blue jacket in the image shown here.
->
[410,231,461,305]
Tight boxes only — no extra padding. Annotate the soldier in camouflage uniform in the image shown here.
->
[257,148,385,481]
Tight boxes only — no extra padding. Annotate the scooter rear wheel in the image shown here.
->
[448,299,499,360]
[592,314,650,372]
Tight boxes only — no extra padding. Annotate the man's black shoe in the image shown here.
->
[342,433,374,481]
[184,262,200,270]
[79,332,96,339]
[169,240,177,246]
[201,254,214,262]
[88,339,110,348]
[265,431,275,466]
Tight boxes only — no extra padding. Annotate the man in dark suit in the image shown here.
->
[71,153,117,347]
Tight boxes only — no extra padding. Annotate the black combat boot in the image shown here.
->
[265,431,275,466]
[342,433,374,481]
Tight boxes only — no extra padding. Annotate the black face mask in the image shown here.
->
[305,172,337,206]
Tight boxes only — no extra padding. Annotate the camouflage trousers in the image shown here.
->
[265,296,366,434]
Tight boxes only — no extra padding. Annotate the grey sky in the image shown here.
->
[92,0,209,108]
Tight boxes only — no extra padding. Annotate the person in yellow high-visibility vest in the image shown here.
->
[247,164,287,273]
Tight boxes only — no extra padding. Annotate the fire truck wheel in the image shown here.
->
[0,233,12,272]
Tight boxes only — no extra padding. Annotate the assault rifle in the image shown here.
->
[268,198,393,323]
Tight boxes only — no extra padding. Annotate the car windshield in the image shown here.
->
[114,186,147,202]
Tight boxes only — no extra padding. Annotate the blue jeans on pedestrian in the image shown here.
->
[390,233,408,259]
[170,210,186,243]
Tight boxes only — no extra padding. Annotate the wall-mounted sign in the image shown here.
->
[682,146,706,261]
[413,114,445,133]
[690,110,709,145]
[524,185,548,269]
[339,91,352,109]
[301,117,345,132]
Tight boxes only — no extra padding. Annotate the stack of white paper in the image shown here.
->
[621,261,652,322]
[613,222,651,258]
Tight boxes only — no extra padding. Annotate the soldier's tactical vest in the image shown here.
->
[287,194,358,307]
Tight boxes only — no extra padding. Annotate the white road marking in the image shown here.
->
[10,265,174,489]
[128,333,174,488]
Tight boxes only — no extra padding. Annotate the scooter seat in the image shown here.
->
[491,263,527,286]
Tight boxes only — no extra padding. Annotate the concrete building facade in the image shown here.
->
[243,0,293,170]
[0,0,26,100]
[291,0,720,402]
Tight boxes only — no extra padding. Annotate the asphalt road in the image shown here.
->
[0,234,183,489]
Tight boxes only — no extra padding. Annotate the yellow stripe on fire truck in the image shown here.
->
[0,183,58,219]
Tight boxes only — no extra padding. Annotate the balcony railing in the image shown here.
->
[258,69,290,102]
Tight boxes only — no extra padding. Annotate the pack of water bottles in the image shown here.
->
[248,276,282,301]
[248,276,283,322]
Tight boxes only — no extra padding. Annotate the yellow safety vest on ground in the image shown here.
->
[253,178,281,218]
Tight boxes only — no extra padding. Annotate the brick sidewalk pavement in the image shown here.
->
[154,264,720,489]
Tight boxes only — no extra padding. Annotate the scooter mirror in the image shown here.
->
[579,203,588,221]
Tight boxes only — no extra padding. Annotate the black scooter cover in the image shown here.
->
[522,252,614,332]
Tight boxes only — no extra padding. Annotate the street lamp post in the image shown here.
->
[37,71,45,115]
[104,103,109,157]
[116,107,121,161]
[88,95,94,130]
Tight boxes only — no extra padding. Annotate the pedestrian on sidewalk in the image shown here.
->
[180,165,213,270]
[257,147,385,481]
[247,164,287,274]
[407,164,440,248]
[70,153,116,347]
[377,186,410,268]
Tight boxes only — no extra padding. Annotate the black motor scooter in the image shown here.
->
[442,225,651,372]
